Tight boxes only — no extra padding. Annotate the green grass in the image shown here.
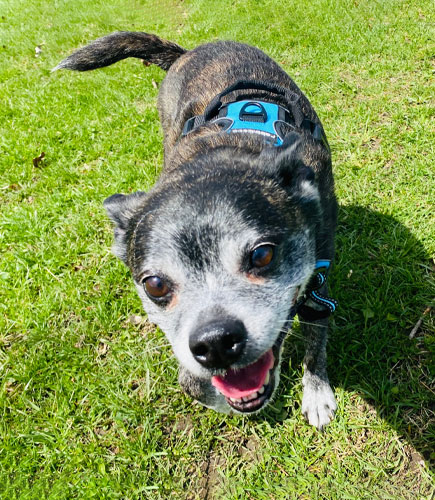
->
[1,0,434,498]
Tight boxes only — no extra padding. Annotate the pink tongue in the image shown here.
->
[211,349,274,398]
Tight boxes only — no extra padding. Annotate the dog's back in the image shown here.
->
[158,40,322,153]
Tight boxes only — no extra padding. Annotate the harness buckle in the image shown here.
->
[239,102,267,123]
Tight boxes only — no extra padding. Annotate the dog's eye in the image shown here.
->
[250,245,274,268]
[143,276,170,299]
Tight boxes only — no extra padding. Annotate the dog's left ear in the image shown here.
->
[103,191,148,263]
[272,133,320,203]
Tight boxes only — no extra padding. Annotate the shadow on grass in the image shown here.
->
[269,205,434,468]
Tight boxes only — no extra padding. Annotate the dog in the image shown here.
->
[55,31,338,429]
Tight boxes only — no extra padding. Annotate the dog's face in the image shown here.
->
[105,141,321,413]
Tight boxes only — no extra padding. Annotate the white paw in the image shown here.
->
[301,383,337,430]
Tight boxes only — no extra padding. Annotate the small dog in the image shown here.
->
[55,32,338,429]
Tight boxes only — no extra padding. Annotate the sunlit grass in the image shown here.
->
[1,0,433,498]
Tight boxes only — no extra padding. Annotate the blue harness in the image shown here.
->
[181,80,337,320]
[208,100,287,146]
[181,79,330,151]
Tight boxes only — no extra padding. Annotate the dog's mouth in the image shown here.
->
[210,286,300,413]
[211,333,285,413]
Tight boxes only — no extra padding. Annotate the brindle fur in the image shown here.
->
[56,32,338,429]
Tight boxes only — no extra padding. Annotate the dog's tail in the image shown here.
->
[52,31,186,72]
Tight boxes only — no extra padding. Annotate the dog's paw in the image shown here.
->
[301,383,337,430]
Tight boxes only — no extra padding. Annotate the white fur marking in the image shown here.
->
[301,379,337,430]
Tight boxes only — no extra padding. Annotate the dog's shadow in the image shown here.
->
[268,204,434,467]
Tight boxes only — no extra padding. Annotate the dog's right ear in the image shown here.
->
[103,191,148,263]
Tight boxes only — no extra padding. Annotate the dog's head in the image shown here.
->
[104,137,323,413]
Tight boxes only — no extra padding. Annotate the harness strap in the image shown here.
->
[294,260,338,321]
[202,79,303,124]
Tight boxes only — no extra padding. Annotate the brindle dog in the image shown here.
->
[55,32,338,429]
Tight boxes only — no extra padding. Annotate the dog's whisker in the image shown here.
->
[292,319,329,328]
[142,343,172,355]
[278,329,304,341]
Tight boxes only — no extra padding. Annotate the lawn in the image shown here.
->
[0,0,434,498]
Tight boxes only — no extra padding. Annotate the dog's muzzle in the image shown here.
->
[189,316,284,413]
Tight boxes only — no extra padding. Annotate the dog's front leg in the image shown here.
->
[300,296,337,430]
[178,366,231,414]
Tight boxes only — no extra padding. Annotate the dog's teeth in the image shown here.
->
[230,397,244,403]
[242,396,250,402]
[265,371,270,385]
[250,392,258,400]
[258,386,265,395]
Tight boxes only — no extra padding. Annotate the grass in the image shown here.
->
[1,0,434,498]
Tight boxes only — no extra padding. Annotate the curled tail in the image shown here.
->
[53,31,186,72]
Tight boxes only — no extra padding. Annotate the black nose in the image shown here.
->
[189,318,247,369]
